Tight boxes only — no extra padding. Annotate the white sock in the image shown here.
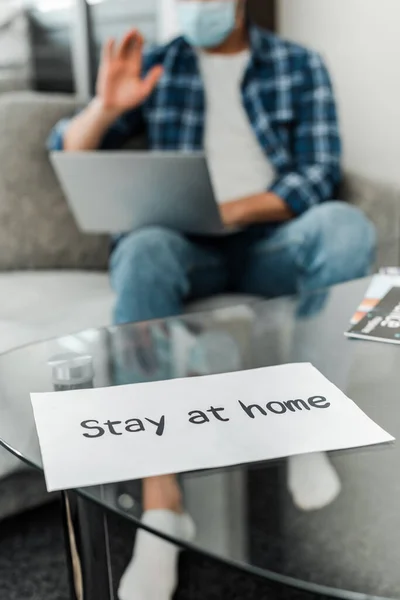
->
[118,510,196,600]
[287,452,341,512]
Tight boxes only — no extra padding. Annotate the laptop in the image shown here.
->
[50,151,224,235]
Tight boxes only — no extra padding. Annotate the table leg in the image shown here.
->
[183,469,249,562]
[62,491,114,600]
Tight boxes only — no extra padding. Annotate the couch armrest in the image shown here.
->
[0,91,109,271]
[342,171,400,267]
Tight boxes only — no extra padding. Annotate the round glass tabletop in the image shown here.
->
[0,277,399,599]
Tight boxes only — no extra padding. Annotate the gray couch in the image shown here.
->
[0,91,400,520]
[1,92,399,271]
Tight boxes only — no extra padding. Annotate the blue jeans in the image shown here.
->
[110,202,376,325]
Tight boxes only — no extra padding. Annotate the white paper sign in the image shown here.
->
[31,363,394,492]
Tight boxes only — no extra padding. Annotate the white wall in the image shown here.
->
[279,0,400,187]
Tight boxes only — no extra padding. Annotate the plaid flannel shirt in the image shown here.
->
[48,25,342,216]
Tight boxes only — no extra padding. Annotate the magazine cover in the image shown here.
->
[346,287,400,344]
[351,273,400,324]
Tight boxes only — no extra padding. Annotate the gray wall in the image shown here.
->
[29,6,74,93]
[27,0,275,94]
[29,0,158,94]
[0,4,32,92]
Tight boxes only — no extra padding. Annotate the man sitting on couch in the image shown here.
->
[48,0,376,328]
[48,2,375,599]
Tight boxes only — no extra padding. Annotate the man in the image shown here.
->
[49,0,375,327]
[48,2,372,598]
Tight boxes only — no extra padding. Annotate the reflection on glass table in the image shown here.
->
[0,277,399,599]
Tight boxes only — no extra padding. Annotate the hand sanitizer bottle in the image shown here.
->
[48,353,94,391]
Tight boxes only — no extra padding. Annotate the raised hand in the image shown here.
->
[96,29,163,115]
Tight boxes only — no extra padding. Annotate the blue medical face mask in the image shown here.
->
[177,1,238,49]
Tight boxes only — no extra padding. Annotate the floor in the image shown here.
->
[0,502,330,600]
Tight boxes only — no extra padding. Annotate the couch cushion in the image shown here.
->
[0,92,109,270]
[0,271,113,483]
[342,172,400,268]
[0,271,114,353]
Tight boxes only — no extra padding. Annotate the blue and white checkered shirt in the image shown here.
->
[48,25,342,216]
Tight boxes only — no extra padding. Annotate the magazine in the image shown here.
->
[346,287,400,344]
[350,273,400,325]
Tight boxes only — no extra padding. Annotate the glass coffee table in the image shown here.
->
[0,277,399,600]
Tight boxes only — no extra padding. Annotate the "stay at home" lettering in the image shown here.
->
[80,395,330,439]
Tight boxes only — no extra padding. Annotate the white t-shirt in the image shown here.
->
[198,49,276,205]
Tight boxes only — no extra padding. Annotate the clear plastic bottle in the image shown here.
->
[48,352,94,391]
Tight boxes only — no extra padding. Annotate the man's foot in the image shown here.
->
[118,475,195,600]
[118,510,196,600]
[288,452,341,511]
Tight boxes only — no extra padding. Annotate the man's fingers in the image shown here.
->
[102,38,115,62]
[117,29,138,59]
[131,32,144,74]
[142,65,164,96]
